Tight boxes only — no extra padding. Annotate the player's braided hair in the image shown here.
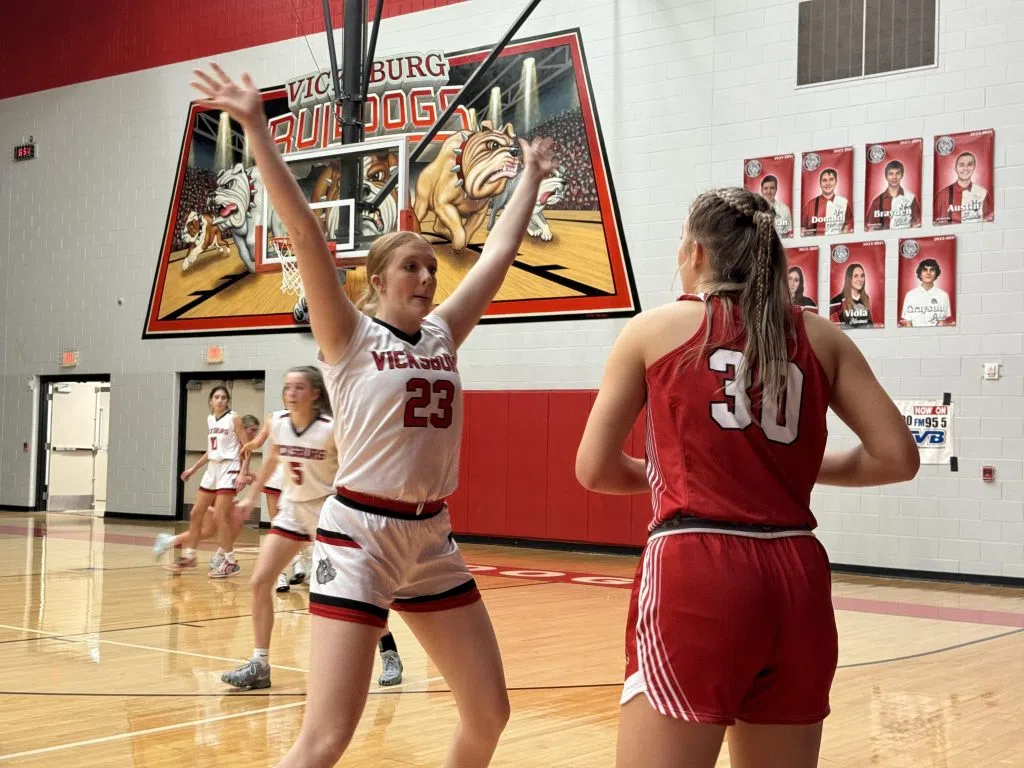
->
[682,187,794,413]
[285,366,333,418]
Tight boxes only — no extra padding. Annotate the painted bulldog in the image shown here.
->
[180,210,232,270]
[488,166,567,242]
[413,121,521,252]
[309,151,399,241]
[209,163,282,272]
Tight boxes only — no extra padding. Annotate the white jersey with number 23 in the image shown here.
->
[317,312,462,504]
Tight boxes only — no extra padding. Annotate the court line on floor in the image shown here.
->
[0,701,306,761]
[4,519,1022,627]
[0,622,307,673]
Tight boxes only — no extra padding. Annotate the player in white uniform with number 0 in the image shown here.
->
[190,62,556,767]
[156,385,249,575]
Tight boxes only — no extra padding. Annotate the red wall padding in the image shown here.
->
[451,391,652,548]
[0,0,467,99]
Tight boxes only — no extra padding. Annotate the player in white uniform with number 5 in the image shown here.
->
[189,61,556,767]
[240,406,310,590]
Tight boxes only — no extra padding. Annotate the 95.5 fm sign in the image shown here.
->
[896,401,954,464]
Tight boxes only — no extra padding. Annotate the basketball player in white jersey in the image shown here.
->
[190,63,555,767]
[240,405,310,591]
[155,385,250,575]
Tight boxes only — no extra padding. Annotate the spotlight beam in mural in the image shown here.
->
[367,0,544,212]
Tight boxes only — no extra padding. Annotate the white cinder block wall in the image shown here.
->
[0,0,1021,578]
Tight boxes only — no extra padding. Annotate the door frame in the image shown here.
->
[176,370,265,520]
[34,374,112,512]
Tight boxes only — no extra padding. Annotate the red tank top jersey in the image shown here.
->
[644,295,831,530]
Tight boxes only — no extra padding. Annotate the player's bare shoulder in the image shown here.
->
[628,299,706,365]
[799,309,841,384]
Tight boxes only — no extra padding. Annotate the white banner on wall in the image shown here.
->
[896,400,954,464]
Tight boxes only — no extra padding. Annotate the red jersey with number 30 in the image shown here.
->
[644,295,831,530]
[317,312,462,504]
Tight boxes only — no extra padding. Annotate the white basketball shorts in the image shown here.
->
[269,495,326,542]
[262,463,284,495]
[308,489,480,628]
[199,459,240,494]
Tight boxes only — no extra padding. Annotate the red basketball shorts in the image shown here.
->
[622,530,838,726]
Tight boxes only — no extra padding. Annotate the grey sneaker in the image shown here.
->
[153,533,175,559]
[378,650,403,686]
[221,659,271,690]
[275,572,290,593]
[209,551,225,570]
[209,559,241,579]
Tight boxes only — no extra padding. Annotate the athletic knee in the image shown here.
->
[298,724,354,765]
[466,688,510,740]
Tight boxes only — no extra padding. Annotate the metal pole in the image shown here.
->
[321,0,344,118]
[361,0,385,104]
[339,0,365,207]
[366,0,544,211]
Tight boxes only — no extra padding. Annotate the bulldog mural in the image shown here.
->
[145,30,637,338]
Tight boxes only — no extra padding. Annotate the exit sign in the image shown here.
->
[61,350,79,367]
[14,142,36,162]
[205,345,224,364]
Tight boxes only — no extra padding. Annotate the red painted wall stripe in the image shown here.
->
[0,0,467,100]
[451,391,652,548]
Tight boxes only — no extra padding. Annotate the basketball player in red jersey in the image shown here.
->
[576,187,919,767]
[190,63,556,767]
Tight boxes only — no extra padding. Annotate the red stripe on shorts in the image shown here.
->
[309,595,388,628]
[270,526,308,542]
[391,579,481,613]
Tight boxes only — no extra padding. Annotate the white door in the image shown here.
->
[45,382,109,513]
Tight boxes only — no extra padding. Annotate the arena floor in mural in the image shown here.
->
[0,511,1022,767]
[155,211,616,323]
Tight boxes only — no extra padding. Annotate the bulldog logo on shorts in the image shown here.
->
[316,558,337,585]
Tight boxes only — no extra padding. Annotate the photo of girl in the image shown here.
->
[785,245,819,308]
[828,242,886,329]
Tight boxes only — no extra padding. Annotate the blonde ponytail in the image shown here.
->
[682,187,794,414]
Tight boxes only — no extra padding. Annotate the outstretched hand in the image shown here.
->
[190,63,265,129]
[522,136,557,178]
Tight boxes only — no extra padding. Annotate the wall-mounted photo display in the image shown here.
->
[864,138,923,231]
[932,129,995,225]
[743,154,794,238]
[828,241,885,329]
[897,235,957,327]
[784,245,819,309]
[800,146,854,236]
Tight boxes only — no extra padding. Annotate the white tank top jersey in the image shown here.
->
[271,411,338,502]
[207,410,240,462]
[317,312,462,503]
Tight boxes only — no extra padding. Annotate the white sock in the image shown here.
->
[216,547,225,555]
[224,550,235,562]
[183,547,195,559]
[254,648,269,666]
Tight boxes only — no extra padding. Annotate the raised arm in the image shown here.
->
[190,64,361,364]
[434,137,557,348]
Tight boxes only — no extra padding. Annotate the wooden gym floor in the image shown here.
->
[0,512,1021,767]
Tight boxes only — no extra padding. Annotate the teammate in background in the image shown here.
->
[801,168,853,236]
[190,62,555,767]
[866,160,921,230]
[576,187,919,767]
[155,386,250,576]
[222,367,404,690]
[240,405,310,591]
[900,258,951,327]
